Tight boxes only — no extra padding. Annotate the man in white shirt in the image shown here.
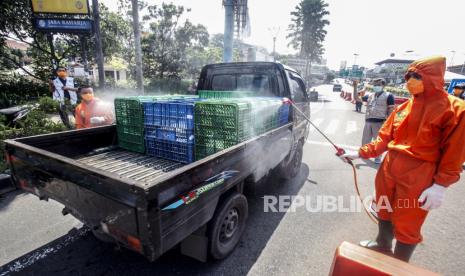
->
[52,67,78,128]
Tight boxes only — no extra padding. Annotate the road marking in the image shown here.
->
[346,120,357,134]
[324,119,339,135]
[309,118,323,132]
[306,140,360,151]
[0,227,89,276]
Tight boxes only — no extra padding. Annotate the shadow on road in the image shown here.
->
[0,164,310,275]
[355,160,380,170]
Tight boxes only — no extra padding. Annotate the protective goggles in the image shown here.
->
[405,71,422,81]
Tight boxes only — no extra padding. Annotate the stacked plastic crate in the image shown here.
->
[197,90,255,99]
[144,100,196,164]
[115,96,159,153]
[248,98,282,135]
[115,95,198,154]
[194,99,253,160]
[194,92,291,160]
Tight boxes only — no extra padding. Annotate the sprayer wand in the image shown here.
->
[282,97,378,224]
[282,98,347,158]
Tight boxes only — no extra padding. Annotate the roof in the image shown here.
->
[4,40,29,51]
[445,71,465,81]
[375,59,414,65]
[447,65,465,70]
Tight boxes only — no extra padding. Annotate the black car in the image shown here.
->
[333,84,342,92]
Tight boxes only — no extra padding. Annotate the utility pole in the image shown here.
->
[132,0,144,94]
[223,0,234,62]
[92,0,105,89]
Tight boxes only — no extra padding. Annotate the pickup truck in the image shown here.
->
[5,62,310,262]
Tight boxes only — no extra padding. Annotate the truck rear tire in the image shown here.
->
[277,140,303,180]
[208,192,248,260]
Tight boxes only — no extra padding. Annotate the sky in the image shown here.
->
[101,0,465,70]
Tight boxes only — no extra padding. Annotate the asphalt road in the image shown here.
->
[1,84,464,275]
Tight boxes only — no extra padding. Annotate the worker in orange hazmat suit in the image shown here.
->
[75,87,114,129]
[340,56,465,262]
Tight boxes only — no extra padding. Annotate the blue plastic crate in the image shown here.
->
[146,137,194,164]
[278,104,290,126]
[144,100,195,129]
[145,126,194,143]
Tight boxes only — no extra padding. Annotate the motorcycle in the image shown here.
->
[0,103,40,127]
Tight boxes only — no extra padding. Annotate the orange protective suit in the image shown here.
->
[75,98,114,129]
[359,56,465,244]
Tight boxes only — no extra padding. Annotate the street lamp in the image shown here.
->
[450,50,456,66]
[268,27,280,62]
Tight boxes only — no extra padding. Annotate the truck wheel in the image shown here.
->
[277,140,303,180]
[208,193,248,260]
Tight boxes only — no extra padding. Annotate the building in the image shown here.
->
[374,58,414,72]
[372,58,414,85]
[447,64,465,75]
[5,40,29,52]
[237,43,273,62]
[284,58,329,78]
[4,39,31,66]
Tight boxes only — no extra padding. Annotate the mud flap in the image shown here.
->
[180,225,208,262]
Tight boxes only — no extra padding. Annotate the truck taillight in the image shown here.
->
[127,235,142,253]
[101,222,142,253]
[17,179,34,193]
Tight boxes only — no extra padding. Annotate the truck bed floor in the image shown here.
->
[76,149,183,184]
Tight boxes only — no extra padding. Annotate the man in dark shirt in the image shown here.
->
[361,78,395,163]
[452,83,465,100]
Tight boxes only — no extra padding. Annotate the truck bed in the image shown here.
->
[5,123,294,260]
[76,149,183,185]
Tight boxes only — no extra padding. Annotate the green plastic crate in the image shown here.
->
[194,100,253,160]
[198,90,255,99]
[115,97,155,153]
[194,98,285,160]
[248,98,282,135]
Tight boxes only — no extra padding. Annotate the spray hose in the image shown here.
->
[282,98,379,224]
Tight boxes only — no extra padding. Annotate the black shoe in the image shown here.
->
[394,241,417,262]
[359,220,393,253]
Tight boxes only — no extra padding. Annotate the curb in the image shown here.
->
[0,174,16,196]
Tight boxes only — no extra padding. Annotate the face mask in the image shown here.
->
[81,93,94,102]
[373,86,383,93]
[57,71,67,78]
[406,78,424,95]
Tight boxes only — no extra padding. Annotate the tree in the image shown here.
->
[141,3,209,79]
[0,0,132,82]
[0,0,79,80]
[287,0,329,83]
